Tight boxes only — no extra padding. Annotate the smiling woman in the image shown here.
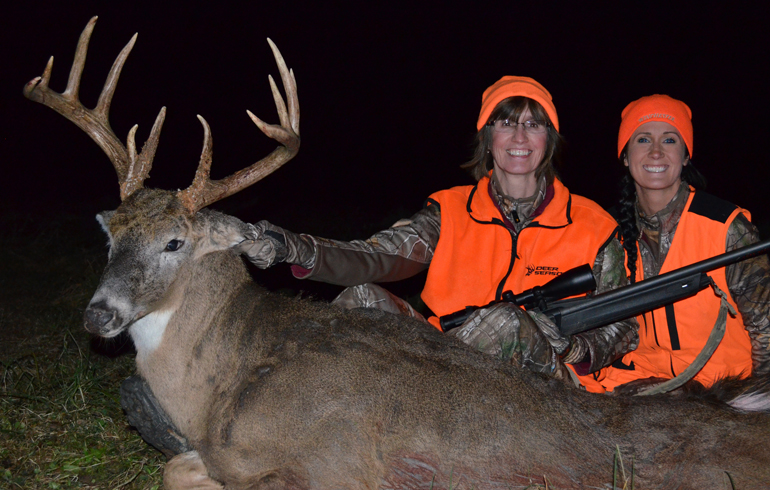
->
[236,75,639,394]
[599,94,770,393]
[488,108,548,197]
[625,121,689,208]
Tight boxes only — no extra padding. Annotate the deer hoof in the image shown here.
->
[164,451,224,490]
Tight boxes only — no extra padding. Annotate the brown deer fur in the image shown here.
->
[82,189,770,490]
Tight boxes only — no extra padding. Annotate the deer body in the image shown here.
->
[84,192,770,490]
[25,18,770,490]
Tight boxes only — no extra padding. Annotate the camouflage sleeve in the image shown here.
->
[565,237,640,373]
[724,213,770,376]
[296,203,441,286]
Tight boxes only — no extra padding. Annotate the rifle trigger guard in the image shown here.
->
[531,286,547,311]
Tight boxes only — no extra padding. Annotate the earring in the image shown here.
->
[486,149,490,154]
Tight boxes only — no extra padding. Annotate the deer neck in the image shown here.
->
[129,309,177,361]
[133,250,254,438]
[128,250,193,364]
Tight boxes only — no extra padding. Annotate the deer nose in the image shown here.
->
[84,301,117,333]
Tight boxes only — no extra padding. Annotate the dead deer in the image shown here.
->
[25,17,770,490]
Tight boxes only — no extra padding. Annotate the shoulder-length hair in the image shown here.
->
[461,96,564,183]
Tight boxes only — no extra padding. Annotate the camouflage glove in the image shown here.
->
[235,220,315,269]
[450,302,574,380]
[521,311,590,366]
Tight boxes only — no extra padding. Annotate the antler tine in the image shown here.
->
[267,38,299,135]
[94,29,134,120]
[178,39,300,214]
[23,16,164,200]
[179,115,215,209]
[62,15,96,102]
[124,107,167,198]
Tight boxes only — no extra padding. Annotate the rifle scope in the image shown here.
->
[439,264,596,332]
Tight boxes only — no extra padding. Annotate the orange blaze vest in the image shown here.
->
[600,189,752,391]
[421,177,619,392]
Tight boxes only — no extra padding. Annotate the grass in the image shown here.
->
[613,446,634,490]
[0,213,164,489]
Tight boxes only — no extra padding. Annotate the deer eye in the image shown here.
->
[165,239,184,252]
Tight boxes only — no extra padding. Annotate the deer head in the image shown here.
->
[24,17,299,341]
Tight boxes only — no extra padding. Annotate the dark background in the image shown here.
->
[2,2,768,264]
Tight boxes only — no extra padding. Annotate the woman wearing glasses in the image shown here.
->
[240,76,638,391]
[598,95,770,394]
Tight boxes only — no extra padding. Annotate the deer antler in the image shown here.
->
[25,18,299,212]
[178,38,300,213]
[23,16,165,200]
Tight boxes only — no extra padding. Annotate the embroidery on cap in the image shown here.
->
[638,113,675,122]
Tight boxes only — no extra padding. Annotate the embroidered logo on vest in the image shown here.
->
[525,265,561,276]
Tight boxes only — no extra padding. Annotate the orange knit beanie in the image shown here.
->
[618,94,693,157]
[477,76,559,132]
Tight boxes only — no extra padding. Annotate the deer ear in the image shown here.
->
[96,211,115,234]
[200,211,252,253]
[96,211,116,249]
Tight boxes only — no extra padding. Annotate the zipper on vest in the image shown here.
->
[648,311,661,347]
[496,227,518,300]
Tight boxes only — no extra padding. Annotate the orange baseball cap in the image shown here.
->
[476,76,559,132]
[618,94,693,157]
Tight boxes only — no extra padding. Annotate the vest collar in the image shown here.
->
[635,181,691,233]
[468,175,573,229]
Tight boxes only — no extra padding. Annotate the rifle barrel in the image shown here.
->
[645,238,770,286]
[546,238,770,336]
[618,238,770,296]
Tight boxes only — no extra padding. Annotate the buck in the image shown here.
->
[25,17,770,490]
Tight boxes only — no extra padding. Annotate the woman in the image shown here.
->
[241,76,638,392]
[599,94,770,393]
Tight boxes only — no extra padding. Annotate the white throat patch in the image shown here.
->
[129,309,174,356]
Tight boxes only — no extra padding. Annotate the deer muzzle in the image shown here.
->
[84,300,121,336]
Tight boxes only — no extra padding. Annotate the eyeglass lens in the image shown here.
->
[492,119,547,134]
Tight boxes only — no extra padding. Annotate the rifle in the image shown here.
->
[440,239,770,335]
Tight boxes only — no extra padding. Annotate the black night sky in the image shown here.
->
[2,2,769,241]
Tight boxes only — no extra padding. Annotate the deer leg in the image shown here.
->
[164,451,224,490]
[332,283,427,321]
[120,375,192,458]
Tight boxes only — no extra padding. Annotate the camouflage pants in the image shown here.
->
[333,284,575,384]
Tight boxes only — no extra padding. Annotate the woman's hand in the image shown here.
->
[234,220,290,269]
[450,302,575,382]
[234,220,316,270]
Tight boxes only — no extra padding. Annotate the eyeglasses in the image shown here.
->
[488,119,549,134]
